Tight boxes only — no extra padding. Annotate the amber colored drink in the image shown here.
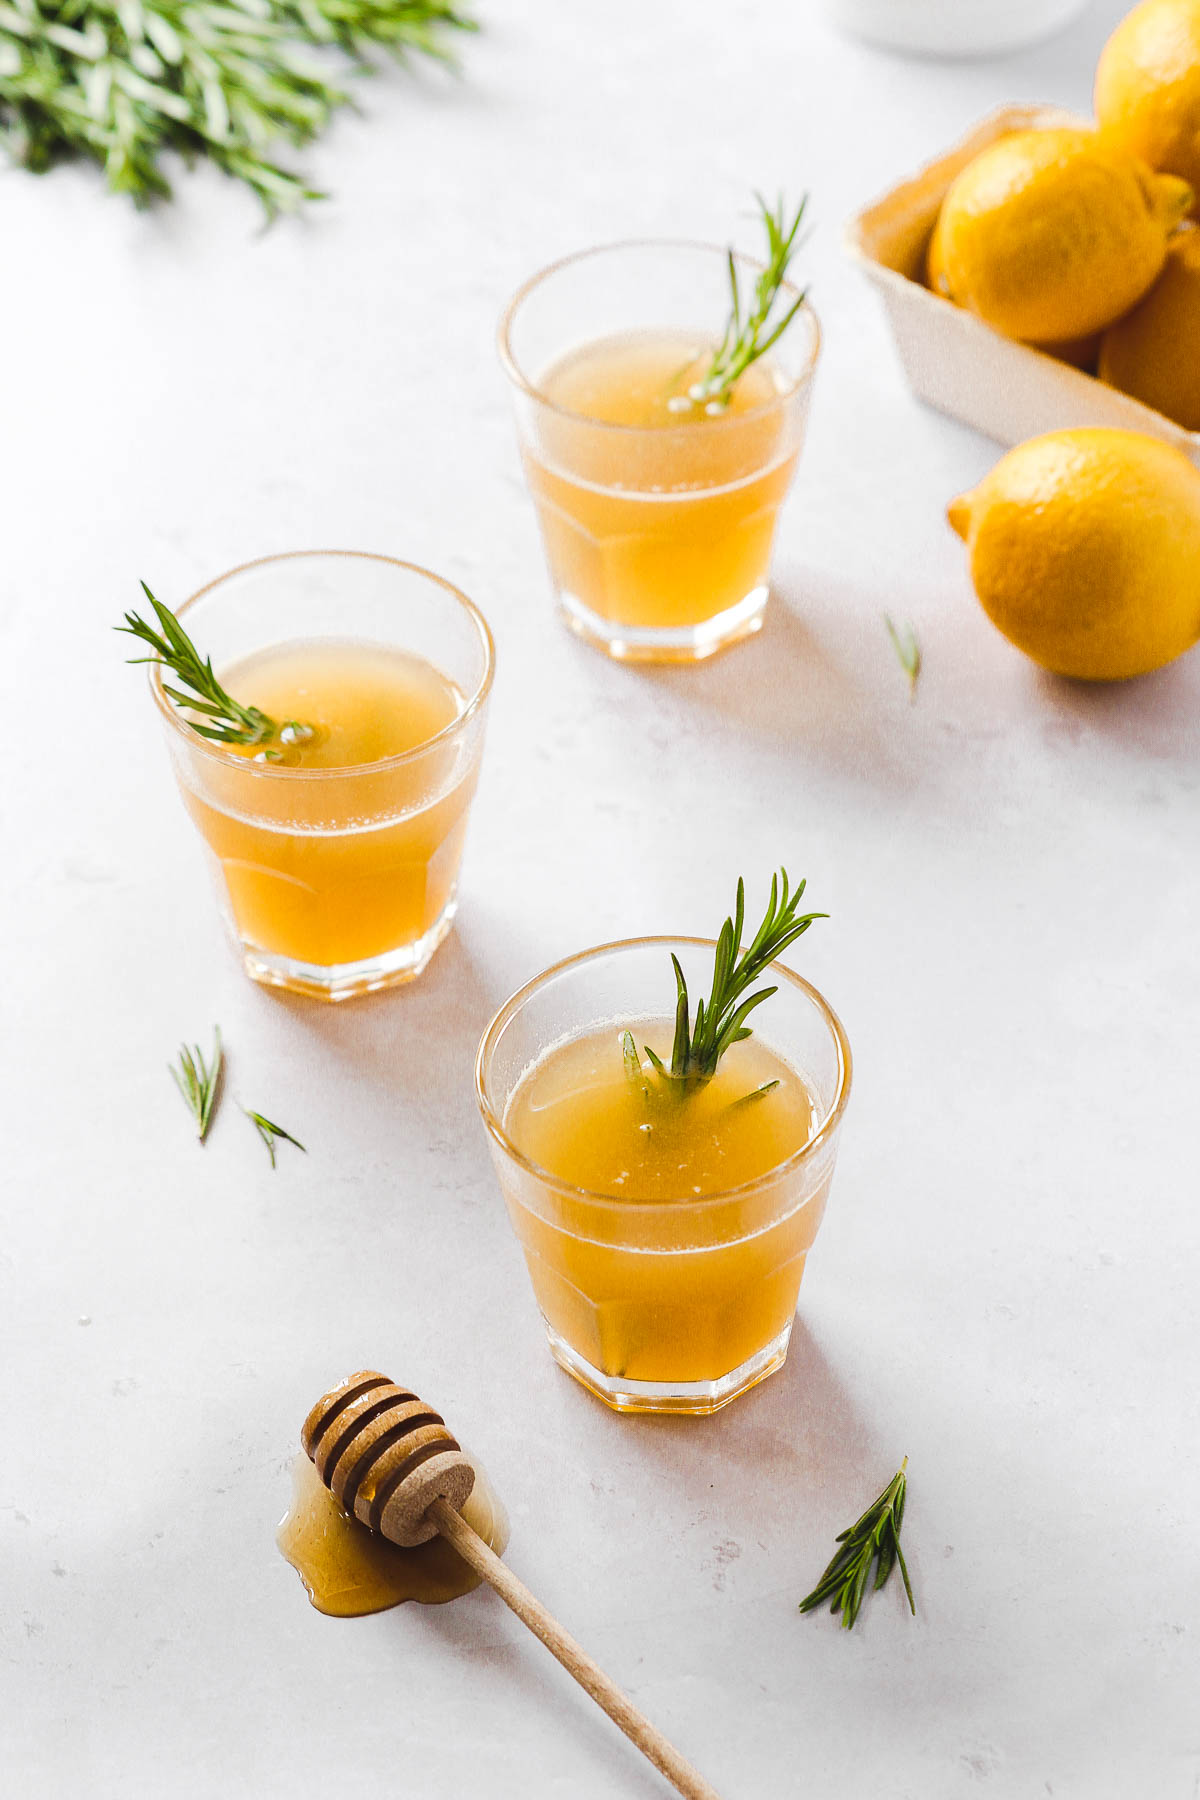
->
[153,552,492,1000]
[478,937,849,1412]
[181,639,472,978]
[525,329,794,641]
[502,1023,824,1397]
[500,242,819,662]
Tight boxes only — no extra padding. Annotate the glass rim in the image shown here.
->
[149,549,496,782]
[474,934,852,1210]
[496,237,821,432]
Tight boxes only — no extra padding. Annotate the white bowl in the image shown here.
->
[821,0,1093,57]
[843,105,1200,469]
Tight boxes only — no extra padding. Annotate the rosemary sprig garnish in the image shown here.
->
[799,1460,915,1631]
[885,615,921,702]
[0,0,474,216]
[685,194,809,411]
[642,869,825,1093]
[118,583,312,756]
[245,1109,306,1169]
[170,1029,223,1142]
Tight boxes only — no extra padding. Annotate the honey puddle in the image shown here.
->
[278,1451,510,1617]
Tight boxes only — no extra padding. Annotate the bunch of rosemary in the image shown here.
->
[0,0,473,213]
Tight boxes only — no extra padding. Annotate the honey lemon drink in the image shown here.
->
[503,1024,822,1388]
[140,551,493,1000]
[526,329,797,638]
[477,880,852,1414]
[500,205,819,662]
[185,640,470,973]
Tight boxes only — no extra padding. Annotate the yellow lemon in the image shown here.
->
[927,127,1193,341]
[1096,0,1200,205]
[1099,227,1200,427]
[947,428,1200,680]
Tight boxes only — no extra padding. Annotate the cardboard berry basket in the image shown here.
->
[844,104,1200,471]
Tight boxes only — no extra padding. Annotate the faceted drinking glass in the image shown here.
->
[499,240,820,664]
[475,937,851,1414]
[151,550,494,1001]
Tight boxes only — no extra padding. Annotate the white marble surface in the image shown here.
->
[5,2,1199,1794]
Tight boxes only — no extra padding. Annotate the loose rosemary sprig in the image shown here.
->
[686,194,809,410]
[640,869,825,1092]
[0,0,475,215]
[885,614,921,703]
[245,1109,306,1169]
[170,1028,223,1142]
[118,583,311,756]
[799,1460,915,1631]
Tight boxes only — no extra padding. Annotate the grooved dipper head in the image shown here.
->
[301,1370,476,1547]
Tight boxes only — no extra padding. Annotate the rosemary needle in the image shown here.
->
[885,614,921,702]
[725,1078,780,1112]
[244,1109,306,1170]
[170,1029,223,1142]
[799,1459,916,1630]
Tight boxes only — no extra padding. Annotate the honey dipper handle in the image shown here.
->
[428,1498,724,1800]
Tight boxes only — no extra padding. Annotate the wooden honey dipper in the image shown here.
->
[302,1370,724,1800]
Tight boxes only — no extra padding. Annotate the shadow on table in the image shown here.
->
[1027,653,1200,760]
[253,927,498,1141]
[637,575,878,753]
[632,566,1200,782]
[580,1315,877,1530]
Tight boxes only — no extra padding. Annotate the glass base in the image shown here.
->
[238,893,457,1002]
[544,1320,792,1415]
[556,584,768,665]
